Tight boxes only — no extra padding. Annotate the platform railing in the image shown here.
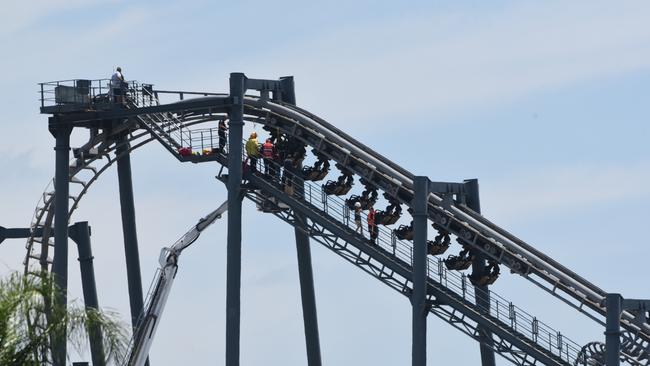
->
[187,127,220,152]
[127,82,158,108]
[135,124,588,364]
[38,78,153,109]
[243,146,586,364]
[149,89,225,105]
[132,87,194,149]
[38,79,110,108]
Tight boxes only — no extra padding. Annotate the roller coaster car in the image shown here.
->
[468,273,499,286]
[302,166,318,180]
[444,255,473,271]
[345,195,361,209]
[432,222,445,232]
[376,210,400,225]
[484,273,499,285]
[302,166,329,182]
[314,168,329,181]
[323,181,337,195]
[394,224,413,241]
[427,240,450,256]
[345,195,376,210]
[338,184,353,195]
[254,190,289,213]
[323,180,353,196]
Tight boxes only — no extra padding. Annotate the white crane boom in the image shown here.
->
[126,200,228,366]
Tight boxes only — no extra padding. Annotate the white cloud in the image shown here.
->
[2,2,650,365]
[0,0,120,36]
[214,0,650,125]
[481,161,650,222]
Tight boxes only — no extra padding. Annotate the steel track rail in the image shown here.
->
[218,158,582,366]
[24,118,222,274]
[240,97,650,341]
[29,89,648,365]
[76,93,647,340]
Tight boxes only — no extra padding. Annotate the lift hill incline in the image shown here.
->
[32,77,650,366]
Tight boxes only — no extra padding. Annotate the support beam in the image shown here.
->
[465,179,496,366]
[244,170,571,366]
[279,76,296,104]
[282,75,323,366]
[226,72,246,366]
[606,294,622,366]
[69,222,106,366]
[116,135,149,366]
[52,124,71,366]
[294,211,323,366]
[0,227,46,245]
[412,176,429,366]
[0,227,32,244]
[622,298,650,325]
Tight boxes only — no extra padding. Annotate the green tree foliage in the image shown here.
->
[0,271,130,365]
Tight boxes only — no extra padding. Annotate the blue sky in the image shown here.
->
[1,1,650,365]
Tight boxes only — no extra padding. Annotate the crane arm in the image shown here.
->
[126,200,228,366]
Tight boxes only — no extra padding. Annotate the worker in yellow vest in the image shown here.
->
[245,132,261,173]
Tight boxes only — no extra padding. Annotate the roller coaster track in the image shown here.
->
[29,82,650,365]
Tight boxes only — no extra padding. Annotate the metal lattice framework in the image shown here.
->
[24,76,650,365]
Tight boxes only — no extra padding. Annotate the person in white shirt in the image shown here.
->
[111,67,125,103]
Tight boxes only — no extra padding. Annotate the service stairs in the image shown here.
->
[24,118,175,278]
[127,89,215,161]
[26,92,220,277]
[26,153,104,273]
[134,123,589,366]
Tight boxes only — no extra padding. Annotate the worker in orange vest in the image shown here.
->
[367,206,377,245]
[261,138,276,176]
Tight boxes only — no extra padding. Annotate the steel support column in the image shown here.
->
[606,293,622,366]
[116,135,145,327]
[281,75,323,366]
[226,72,246,366]
[69,222,106,366]
[466,179,496,366]
[279,76,296,104]
[294,211,323,366]
[52,124,71,366]
[412,176,429,366]
[116,135,149,366]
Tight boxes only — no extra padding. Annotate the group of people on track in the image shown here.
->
[354,202,378,245]
[245,131,303,196]
[245,131,379,245]
[109,67,382,245]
